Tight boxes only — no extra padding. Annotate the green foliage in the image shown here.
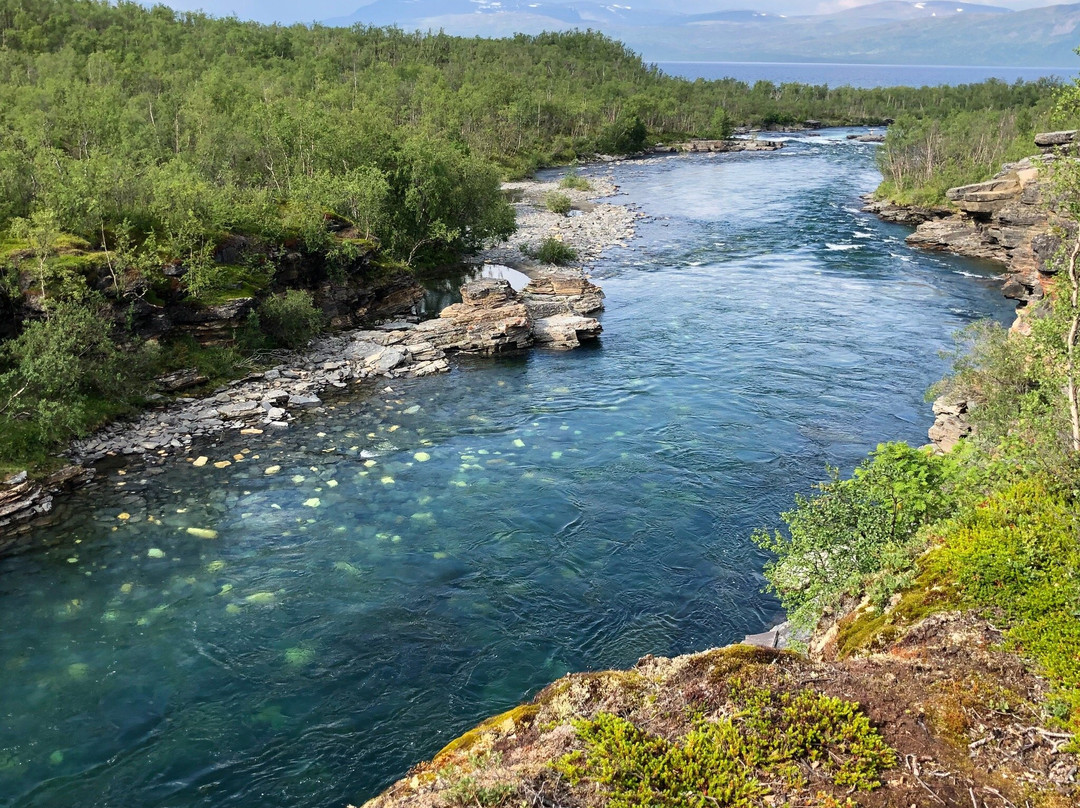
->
[597,115,649,155]
[0,302,139,455]
[929,477,1080,732]
[753,442,957,635]
[556,686,895,807]
[709,108,734,140]
[523,237,578,266]
[876,104,1052,206]
[932,302,1080,480]
[254,290,324,349]
[543,191,573,215]
[443,777,516,807]
[559,174,591,191]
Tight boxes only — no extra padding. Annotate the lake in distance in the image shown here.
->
[655,61,1075,87]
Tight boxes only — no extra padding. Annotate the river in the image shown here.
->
[0,129,1016,808]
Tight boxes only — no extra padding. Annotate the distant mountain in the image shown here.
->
[323,0,1080,67]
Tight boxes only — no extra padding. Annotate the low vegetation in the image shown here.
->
[757,121,1080,734]
[559,175,592,191]
[523,237,579,266]
[557,686,895,807]
[543,192,574,216]
[248,290,325,350]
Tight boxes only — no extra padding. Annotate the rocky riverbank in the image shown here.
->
[0,173,623,550]
[865,131,1076,313]
[866,131,1078,452]
[477,175,640,268]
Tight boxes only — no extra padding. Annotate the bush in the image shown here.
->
[930,477,1080,731]
[0,301,135,453]
[596,114,648,155]
[544,192,573,215]
[523,237,578,266]
[557,687,895,807]
[255,290,324,349]
[753,442,956,635]
[559,174,591,191]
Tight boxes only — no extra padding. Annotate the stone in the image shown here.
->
[192,457,208,468]
[1034,130,1077,149]
[288,393,322,408]
[372,348,406,373]
[186,527,219,539]
[155,368,208,393]
[531,315,602,349]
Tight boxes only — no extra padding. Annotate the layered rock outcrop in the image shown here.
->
[413,274,603,353]
[870,131,1080,310]
[0,466,94,550]
[904,155,1061,304]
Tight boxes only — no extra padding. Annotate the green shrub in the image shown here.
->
[255,290,324,349]
[559,174,591,191]
[544,191,573,215]
[523,237,578,266]
[753,442,957,635]
[596,114,648,155]
[0,302,136,453]
[557,686,895,807]
[930,477,1080,732]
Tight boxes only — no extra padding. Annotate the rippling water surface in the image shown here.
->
[0,131,1015,808]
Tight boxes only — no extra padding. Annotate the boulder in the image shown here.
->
[524,271,605,316]
[929,395,973,453]
[155,368,209,393]
[414,279,534,354]
[531,315,602,350]
[1035,130,1077,150]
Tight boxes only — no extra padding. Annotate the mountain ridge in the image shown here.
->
[323,1,1080,66]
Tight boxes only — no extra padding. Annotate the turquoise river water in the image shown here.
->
[0,130,1016,808]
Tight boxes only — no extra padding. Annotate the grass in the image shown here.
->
[523,237,578,266]
[544,191,573,215]
[559,174,591,191]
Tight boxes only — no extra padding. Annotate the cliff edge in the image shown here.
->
[356,614,1077,808]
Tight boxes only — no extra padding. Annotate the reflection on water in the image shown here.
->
[0,130,1016,808]
[416,263,532,315]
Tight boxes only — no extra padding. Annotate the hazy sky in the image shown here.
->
[148,0,1061,26]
